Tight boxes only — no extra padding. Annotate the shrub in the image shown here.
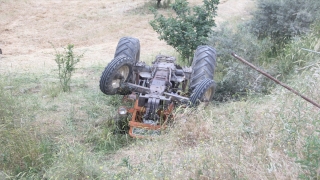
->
[53,44,83,92]
[150,0,219,65]
[249,0,320,54]
[208,24,274,101]
[270,21,320,79]
[209,19,320,102]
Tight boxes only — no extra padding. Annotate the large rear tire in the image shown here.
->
[190,78,216,106]
[114,37,140,63]
[100,56,134,95]
[189,45,216,91]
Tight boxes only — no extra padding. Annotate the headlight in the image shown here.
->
[118,106,127,115]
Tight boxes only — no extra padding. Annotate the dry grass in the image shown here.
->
[2,59,319,178]
[4,0,319,179]
[104,61,320,179]
[0,0,254,74]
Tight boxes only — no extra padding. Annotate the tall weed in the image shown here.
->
[53,44,83,92]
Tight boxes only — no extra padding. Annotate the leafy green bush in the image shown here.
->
[53,44,83,92]
[208,24,274,101]
[209,18,320,102]
[249,0,320,54]
[150,0,219,65]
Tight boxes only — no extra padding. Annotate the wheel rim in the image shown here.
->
[111,65,130,88]
[203,87,213,101]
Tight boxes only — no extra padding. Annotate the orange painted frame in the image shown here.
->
[128,99,174,138]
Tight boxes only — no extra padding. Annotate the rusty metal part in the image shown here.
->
[124,55,188,138]
[231,53,320,109]
[128,99,174,138]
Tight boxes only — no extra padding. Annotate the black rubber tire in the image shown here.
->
[189,45,216,91]
[114,37,140,63]
[100,56,134,95]
[190,78,216,106]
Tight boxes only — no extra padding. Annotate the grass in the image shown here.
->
[1,0,320,178]
[1,32,320,179]
[0,63,134,178]
[99,67,320,179]
[127,0,173,15]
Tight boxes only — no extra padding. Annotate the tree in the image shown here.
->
[249,0,320,54]
[150,0,219,65]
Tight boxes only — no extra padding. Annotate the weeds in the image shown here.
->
[297,134,320,179]
[53,44,83,92]
[0,2,319,179]
[0,79,15,127]
[43,143,102,179]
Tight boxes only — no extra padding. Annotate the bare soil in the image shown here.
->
[0,0,255,74]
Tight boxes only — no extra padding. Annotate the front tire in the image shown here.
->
[100,56,134,95]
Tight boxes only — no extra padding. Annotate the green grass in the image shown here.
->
[1,21,320,179]
[96,67,320,179]
[0,64,134,178]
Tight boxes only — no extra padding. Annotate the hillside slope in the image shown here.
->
[0,0,254,73]
[3,0,319,179]
[104,66,320,179]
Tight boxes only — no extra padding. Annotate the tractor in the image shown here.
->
[99,37,217,138]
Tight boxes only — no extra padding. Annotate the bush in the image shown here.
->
[209,19,320,102]
[208,24,274,101]
[249,0,320,54]
[53,44,83,92]
[150,0,219,65]
[270,22,320,79]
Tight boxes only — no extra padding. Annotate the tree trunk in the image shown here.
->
[157,0,161,8]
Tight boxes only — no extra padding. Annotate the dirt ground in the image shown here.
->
[0,0,255,74]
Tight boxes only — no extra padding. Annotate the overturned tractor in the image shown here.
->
[100,37,217,138]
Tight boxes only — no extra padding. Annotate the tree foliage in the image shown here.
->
[150,0,219,65]
[249,0,320,54]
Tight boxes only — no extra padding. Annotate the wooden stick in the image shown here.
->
[231,53,320,109]
[301,48,320,55]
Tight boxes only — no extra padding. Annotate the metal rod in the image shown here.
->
[301,48,320,55]
[231,53,320,109]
